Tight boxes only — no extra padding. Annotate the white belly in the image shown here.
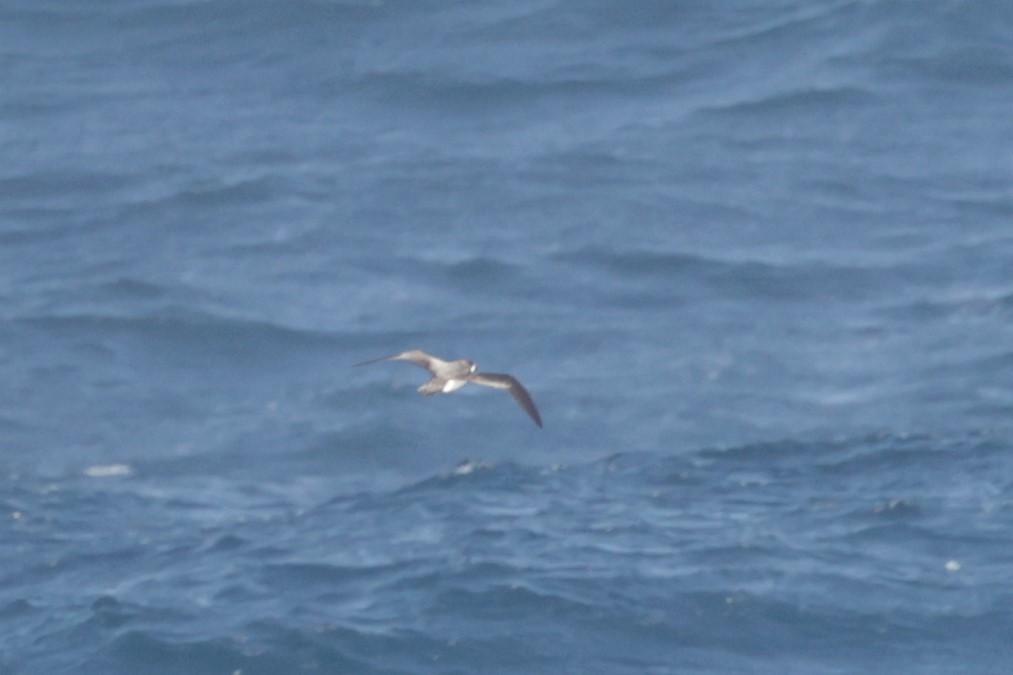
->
[442,379,467,393]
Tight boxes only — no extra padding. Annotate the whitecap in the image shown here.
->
[83,464,133,478]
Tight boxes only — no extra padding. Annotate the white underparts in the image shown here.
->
[443,379,467,393]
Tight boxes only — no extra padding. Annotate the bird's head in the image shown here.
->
[467,360,477,373]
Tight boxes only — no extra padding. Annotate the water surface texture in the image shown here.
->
[3,1,1013,673]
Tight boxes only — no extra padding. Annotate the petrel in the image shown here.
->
[355,350,543,428]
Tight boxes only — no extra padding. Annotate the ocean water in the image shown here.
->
[3,0,1013,672]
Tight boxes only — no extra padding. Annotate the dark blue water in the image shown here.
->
[3,1,1013,672]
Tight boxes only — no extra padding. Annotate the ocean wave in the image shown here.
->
[17,309,347,354]
[553,245,896,303]
[4,432,1011,673]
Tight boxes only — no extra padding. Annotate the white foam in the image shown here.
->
[84,464,133,478]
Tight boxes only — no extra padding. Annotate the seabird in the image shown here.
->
[355,350,543,428]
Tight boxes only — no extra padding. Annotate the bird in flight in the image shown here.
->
[355,350,543,428]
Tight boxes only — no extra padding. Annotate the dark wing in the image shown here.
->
[354,350,440,373]
[468,372,543,428]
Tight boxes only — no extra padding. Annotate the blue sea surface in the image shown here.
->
[3,1,1013,673]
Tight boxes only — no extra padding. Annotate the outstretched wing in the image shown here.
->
[354,350,442,373]
[468,372,543,428]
